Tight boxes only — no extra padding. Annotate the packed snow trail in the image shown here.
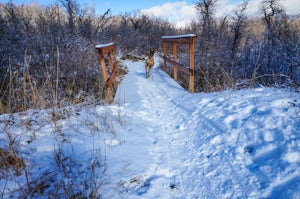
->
[111,60,245,198]
[101,58,300,198]
[107,59,195,198]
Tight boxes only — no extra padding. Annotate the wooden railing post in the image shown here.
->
[108,52,114,72]
[99,51,108,86]
[95,42,119,103]
[163,41,167,71]
[189,37,195,93]
[173,43,177,81]
[161,34,196,93]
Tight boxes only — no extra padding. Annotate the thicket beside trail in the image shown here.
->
[1,0,299,114]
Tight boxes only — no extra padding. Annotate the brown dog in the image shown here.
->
[145,48,155,78]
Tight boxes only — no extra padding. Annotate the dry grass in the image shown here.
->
[0,50,128,114]
[0,48,125,197]
[0,102,121,198]
[0,147,25,178]
[120,53,145,62]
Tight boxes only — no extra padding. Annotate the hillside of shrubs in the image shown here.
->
[0,0,299,113]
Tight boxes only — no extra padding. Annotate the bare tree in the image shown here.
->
[93,8,111,37]
[59,0,78,35]
[231,1,248,66]
[193,0,236,91]
[195,0,218,42]
[261,0,299,85]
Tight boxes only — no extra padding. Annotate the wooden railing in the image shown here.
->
[161,34,196,93]
[95,42,119,103]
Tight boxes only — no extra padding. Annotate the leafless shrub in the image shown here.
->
[0,1,177,113]
[192,0,235,92]
[0,124,26,181]
[0,147,25,178]
[185,0,300,92]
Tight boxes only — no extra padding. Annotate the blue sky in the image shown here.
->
[7,0,196,14]
[93,0,197,14]
[4,0,247,14]
[4,0,300,27]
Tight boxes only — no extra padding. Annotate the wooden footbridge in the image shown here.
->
[96,34,196,103]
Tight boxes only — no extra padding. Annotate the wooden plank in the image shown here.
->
[161,38,184,44]
[162,56,192,75]
[108,52,114,72]
[98,52,108,83]
[95,44,115,56]
[161,34,196,43]
[189,37,195,93]
[161,38,193,45]
[163,42,167,71]
[161,34,196,39]
[106,66,118,89]
[101,45,115,55]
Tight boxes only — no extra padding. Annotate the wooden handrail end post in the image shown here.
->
[161,34,196,93]
[95,42,118,103]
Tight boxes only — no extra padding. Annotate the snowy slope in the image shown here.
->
[111,58,300,198]
[1,57,300,198]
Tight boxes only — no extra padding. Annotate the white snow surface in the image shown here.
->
[1,57,300,198]
[161,34,196,39]
[95,42,114,49]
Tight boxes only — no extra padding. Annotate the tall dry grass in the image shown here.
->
[0,46,107,114]
[0,100,124,198]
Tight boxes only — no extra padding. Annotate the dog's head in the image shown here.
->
[149,48,155,57]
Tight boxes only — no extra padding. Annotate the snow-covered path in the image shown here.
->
[107,60,194,198]
[110,60,247,198]
[103,59,300,198]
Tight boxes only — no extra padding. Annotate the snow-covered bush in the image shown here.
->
[0,1,176,113]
